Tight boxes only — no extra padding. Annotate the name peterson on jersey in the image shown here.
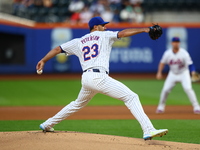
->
[60,31,119,72]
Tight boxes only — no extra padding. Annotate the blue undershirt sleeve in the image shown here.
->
[189,64,196,72]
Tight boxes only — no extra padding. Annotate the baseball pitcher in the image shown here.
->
[36,16,168,140]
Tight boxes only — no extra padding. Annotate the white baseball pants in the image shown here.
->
[157,70,200,111]
[43,72,155,134]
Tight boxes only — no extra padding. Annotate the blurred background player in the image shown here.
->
[156,37,200,114]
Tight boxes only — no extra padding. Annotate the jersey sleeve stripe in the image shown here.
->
[59,46,66,53]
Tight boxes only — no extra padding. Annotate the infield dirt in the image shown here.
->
[0,105,199,120]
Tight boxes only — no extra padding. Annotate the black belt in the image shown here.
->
[83,69,108,74]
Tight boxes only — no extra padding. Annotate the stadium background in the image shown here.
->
[0,0,200,74]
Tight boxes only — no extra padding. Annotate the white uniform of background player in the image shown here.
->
[156,37,200,114]
[36,16,168,140]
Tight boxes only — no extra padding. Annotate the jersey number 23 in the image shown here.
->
[82,44,99,61]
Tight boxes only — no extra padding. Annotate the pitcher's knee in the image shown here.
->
[123,93,139,103]
[70,99,89,108]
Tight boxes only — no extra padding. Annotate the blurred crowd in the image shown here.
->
[12,0,144,23]
[13,0,53,8]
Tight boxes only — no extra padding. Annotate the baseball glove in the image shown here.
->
[149,24,163,40]
[191,72,200,82]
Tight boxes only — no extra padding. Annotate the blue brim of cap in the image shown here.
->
[101,22,109,25]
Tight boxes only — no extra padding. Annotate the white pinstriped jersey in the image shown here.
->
[42,30,157,135]
[60,31,119,72]
[160,48,193,74]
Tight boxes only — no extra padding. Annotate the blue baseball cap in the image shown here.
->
[88,17,109,29]
[172,37,180,42]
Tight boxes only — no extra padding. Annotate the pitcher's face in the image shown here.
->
[97,24,107,31]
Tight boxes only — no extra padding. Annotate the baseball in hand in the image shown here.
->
[37,70,43,75]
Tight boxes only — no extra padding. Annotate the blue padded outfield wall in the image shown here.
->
[0,23,200,74]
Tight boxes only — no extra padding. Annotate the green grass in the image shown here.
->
[0,119,200,144]
[0,79,199,106]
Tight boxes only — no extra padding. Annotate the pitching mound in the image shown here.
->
[1,131,200,150]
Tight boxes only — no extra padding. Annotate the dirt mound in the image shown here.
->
[0,131,200,150]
